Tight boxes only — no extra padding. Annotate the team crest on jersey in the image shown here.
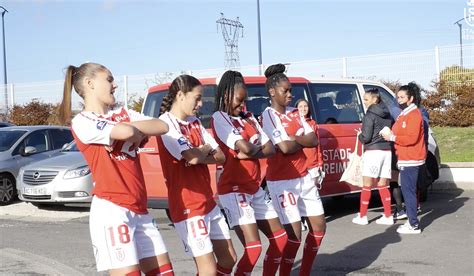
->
[196,238,206,250]
[178,137,189,146]
[272,129,281,138]
[96,120,107,130]
[115,247,125,262]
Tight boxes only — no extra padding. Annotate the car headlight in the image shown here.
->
[63,165,91,179]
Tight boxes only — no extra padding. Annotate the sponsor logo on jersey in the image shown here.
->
[232,128,241,135]
[96,121,107,130]
[178,137,188,146]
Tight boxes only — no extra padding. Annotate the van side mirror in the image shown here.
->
[22,146,37,156]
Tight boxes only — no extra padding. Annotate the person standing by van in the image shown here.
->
[352,88,394,226]
[381,83,426,234]
[261,64,326,275]
[295,99,324,186]
[156,75,237,275]
[59,63,174,275]
[212,70,288,276]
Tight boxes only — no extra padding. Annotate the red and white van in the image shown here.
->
[139,76,440,209]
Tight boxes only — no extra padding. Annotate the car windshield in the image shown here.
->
[62,141,79,152]
[0,130,27,151]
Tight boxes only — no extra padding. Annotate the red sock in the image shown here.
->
[126,271,141,276]
[360,187,372,217]
[216,263,233,276]
[145,263,174,275]
[235,240,262,275]
[378,186,392,217]
[299,232,325,276]
[279,239,301,276]
[263,229,288,276]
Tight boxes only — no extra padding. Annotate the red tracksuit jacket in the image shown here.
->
[390,103,426,167]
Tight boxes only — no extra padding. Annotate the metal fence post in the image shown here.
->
[8,83,13,108]
[342,57,347,78]
[434,46,440,82]
[123,75,128,109]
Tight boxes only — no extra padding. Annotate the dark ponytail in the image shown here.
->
[365,88,382,104]
[159,75,201,115]
[399,81,421,107]
[215,70,246,114]
[264,63,288,92]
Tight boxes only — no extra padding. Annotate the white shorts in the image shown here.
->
[219,187,279,229]
[362,150,392,179]
[89,196,168,272]
[174,206,231,257]
[267,174,325,225]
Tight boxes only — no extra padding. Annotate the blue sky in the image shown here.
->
[1,0,469,84]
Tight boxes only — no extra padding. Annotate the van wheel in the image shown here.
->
[0,174,17,206]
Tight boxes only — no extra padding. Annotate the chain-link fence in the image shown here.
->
[0,44,472,114]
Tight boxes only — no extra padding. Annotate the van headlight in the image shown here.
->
[63,165,91,179]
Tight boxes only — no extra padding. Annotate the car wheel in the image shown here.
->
[0,174,17,206]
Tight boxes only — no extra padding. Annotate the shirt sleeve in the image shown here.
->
[71,113,116,146]
[211,112,243,150]
[127,108,153,122]
[261,109,290,145]
[200,122,219,150]
[251,116,270,145]
[301,116,314,135]
[159,118,192,160]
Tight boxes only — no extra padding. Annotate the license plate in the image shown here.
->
[23,187,46,195]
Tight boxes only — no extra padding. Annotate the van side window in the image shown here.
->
[196,85,217,128]
[363,85,401,120]
[309,83,364,124]
[142,92,167,118]
[246,84,308,119]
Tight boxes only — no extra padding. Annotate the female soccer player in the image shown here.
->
[59,62,173,276]
[156,75,237,275]
[261,64,326,275]
[212,70,288,275]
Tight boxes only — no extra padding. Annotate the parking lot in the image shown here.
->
[1,188,473,275]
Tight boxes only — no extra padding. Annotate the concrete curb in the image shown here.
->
[432,162,474,191]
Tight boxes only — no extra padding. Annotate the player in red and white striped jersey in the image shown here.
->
[59,63,173,276]
[261,64,326,276]
[156,75,237,275]
[211,70,287,276]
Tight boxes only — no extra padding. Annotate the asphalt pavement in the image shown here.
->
[1,189,473,275]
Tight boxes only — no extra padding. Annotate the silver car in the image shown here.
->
[0,126,73,205]
[17,141,93,205]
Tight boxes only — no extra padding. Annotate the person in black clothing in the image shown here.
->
[352,88,394,225]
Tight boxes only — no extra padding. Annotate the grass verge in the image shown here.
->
[432,127,474,163]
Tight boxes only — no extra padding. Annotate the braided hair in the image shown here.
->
[215,70,246,114]
[159,75,201,115]
[398,81,421,107]
[264,63,289,92]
